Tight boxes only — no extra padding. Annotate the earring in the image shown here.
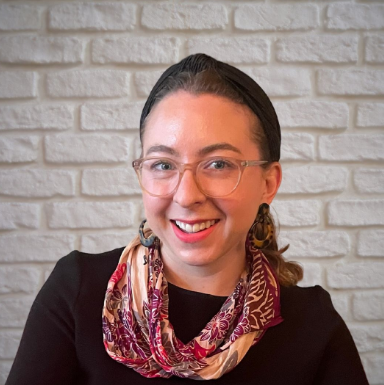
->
[249,203,273,249]
[139,219,156,247]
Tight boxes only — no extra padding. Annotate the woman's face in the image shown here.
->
[141,91,281,270]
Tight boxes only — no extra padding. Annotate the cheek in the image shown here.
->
[142,195,169,229]
[225,183,263,228]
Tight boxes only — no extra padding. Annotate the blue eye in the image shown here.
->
[205,159,236,170]
[151,161,175,171]
[211,160,226,169]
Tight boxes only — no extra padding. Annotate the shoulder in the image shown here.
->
[281,284,333,306]
[53,246,124,279]
[280,285,341,328]
[36,247,125,310]
[281,285,346,339]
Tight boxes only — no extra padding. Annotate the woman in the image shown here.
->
[6,54,368,384]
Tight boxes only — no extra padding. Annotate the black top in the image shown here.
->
[6,248,368,385]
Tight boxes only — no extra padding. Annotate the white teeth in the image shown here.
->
[175,220,216,233]
[192,223,200,232]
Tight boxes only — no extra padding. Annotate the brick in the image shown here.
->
[0,105,74,131]
[319,135,384,161]
[134,70,163,98]
[357,103,384,128]
[354,168,384,194]
[297,263,322,287]
[350,326,384,353]
[357,230,384,258]
[47,70,129,98]
[328,200,384,226]
[80,231,138,254]
[92,37,179,65]
[279,231,350,258]
[0,203,39,230]
[0,136,38,163]
[0,4,41,31]
[81,102,143,130]
[45,134,131,164]
[275,101,349,129]
[276,36,357,63]
[330,295,350,321]
[44,265,55,281]
[0,330,23,359]
[245,68,311,97]
[142,3,227,30]
[0,71,37,99]
[0,36,84,65]
[0,170,76,197]
[235,4,318,31]
[0,362,12,384]
[271,200,321,227]
[82,168,141,196]
[46,201,136,229]
[318,69,384,96]
[134,135,143,160]
[187,37,269,64]
[0,297,34,327]
[281,133,315,161]
[327,263,384,289]
[49,3,135,31]
[279,166,348,194]
[0,266,40,294]
[0,234,75,262]
[326,3,384,31]
[353,293,384,321]
[365,36,384,64]
[362,355,384,385]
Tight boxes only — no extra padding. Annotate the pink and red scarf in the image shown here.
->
[102,236,282,380]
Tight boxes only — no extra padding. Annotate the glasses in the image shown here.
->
[132,156,269,198]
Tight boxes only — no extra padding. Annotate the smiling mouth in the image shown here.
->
[173,220,218,234]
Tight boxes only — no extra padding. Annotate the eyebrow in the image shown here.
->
[198,142,242,156]
[145,145,179,157]
[145,142,242,157]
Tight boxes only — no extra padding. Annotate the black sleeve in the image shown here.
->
[313,286,369,385]
[5,252,82,385]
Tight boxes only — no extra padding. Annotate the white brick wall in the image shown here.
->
[0,1,383,383]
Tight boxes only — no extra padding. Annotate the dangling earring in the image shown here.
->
[139,219,156,247]
[249,203,273,249]
[139,219,157,265]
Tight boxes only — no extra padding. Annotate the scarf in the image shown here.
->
[102,235,283,380]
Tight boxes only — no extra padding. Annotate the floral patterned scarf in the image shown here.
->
[102,235,283,380]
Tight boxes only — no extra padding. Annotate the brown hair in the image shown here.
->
[139,55,303,287]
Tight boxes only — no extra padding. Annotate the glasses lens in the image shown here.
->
[197,158,240,197]
[140,159,179,196]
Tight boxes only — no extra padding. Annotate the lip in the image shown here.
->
[171,218,217,224]
[171,220,218,243]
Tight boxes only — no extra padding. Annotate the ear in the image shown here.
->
[261,162,282,204]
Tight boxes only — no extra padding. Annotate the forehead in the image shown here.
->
[142,91,260,157]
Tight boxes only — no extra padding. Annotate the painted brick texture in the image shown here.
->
[0,1,383,383]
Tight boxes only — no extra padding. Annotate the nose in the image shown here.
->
[172,169,206,207]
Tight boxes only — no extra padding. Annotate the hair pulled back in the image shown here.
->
[139,54,303,287]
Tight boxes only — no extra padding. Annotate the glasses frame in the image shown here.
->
[132,156,269,198]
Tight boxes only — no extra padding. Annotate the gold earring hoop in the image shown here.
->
[249,203,273,249]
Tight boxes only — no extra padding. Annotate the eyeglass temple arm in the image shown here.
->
[242,160,269,167]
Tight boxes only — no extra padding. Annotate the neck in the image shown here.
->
[160,246,247,297]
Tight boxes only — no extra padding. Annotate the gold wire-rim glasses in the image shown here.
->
[132,156,269,198]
